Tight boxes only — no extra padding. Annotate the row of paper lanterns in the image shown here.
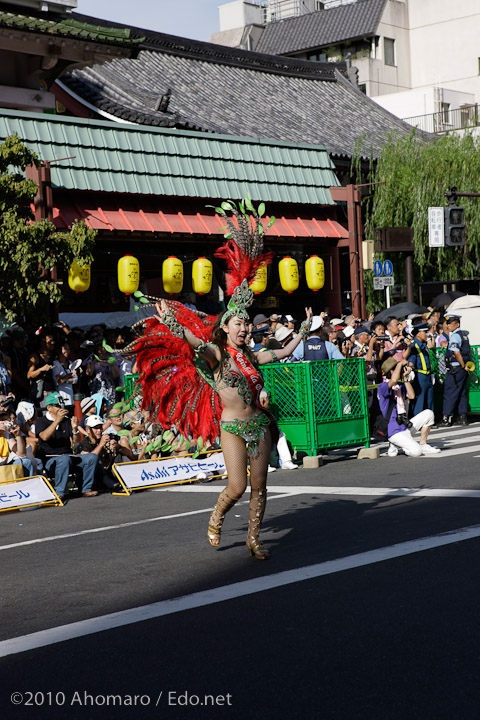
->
[68,254,325,295]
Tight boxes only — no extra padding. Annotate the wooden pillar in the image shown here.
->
[346,184,365,319]
[405,254,414,302]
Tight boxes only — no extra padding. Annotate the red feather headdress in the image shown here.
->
[213,196,275,299]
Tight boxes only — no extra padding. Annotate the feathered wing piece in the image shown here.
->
[213,195,275,298]
[124,300,222,449]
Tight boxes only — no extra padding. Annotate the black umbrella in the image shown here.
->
[431,291,466,307]
[373,302,427,324]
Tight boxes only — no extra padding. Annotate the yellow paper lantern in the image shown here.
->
[68,259,91,293]
[117,255,140,295]
[163,256,184,295]
[249,263,268,295]
[279,256,299,294]
[305,255,325,292]
[192,257,212,295]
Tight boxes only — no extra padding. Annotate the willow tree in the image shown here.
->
[0,134,97,322]
[358,129,480,309]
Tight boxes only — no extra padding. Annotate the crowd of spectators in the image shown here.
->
[248,306,456,457]
[0,306,455,495]
[0,321,151,498]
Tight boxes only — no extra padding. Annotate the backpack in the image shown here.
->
[372,397,396,441]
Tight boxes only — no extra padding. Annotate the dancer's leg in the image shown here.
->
[207,429,248,547]
[246,426,272,559]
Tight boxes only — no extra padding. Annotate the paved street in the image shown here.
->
[2,422,480,720]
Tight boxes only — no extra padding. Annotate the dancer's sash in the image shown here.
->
[226,346,264,407]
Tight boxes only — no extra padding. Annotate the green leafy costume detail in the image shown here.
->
[220,413,271,458]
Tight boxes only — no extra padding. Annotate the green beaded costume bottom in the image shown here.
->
[220,413,271,458]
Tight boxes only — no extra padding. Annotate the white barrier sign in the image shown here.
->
[0,475,59,511]
[113,452,227,491]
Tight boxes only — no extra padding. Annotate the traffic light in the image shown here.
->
[444,206,465,247]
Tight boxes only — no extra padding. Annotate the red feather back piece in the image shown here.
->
[129,302,222,445]
[215,239,274,295]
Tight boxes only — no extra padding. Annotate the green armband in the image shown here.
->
[194,341,210,354]
[299,319,312,338]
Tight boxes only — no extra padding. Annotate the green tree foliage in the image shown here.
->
[0,135,96,322]
[358,130,480,309]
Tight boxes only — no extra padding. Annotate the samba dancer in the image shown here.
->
[155,287,312,559]
[127,197,312,559]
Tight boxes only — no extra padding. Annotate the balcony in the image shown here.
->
[404,105,480,134]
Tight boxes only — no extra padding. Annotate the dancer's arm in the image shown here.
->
[256,307,313,365]
[155,301,221,367]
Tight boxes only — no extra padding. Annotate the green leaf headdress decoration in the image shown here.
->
[211,193,275,324]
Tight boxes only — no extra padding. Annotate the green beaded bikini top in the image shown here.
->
[194,344,254,406]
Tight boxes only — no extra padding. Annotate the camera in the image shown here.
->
[374,335,389,341]
[4,421,13,429]
[397,413,413,429]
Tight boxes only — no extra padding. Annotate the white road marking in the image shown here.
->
[438,435,480,446]
[0,493,293,553]
[428,424,480,438]
[2,522,480,658]
[422,443,480,458]
[159,485,480,498]
[2,485,480,553]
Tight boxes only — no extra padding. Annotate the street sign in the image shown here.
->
[428,207,445,247]
[383,260,393,276]
[373,277,385,290]
[373,260,383,277]
[383,276,394,287]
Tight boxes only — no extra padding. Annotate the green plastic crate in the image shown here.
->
[262,358,370,456]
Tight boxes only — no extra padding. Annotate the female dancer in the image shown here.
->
[155,289,312,559]
[129,196,312,559]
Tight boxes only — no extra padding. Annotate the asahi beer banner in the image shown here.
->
[0,475,60,512]
[113,452,227,490]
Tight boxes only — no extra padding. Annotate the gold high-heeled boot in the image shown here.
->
[207,488,237,547]
[246,488,270,560]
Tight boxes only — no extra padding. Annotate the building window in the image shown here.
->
[441,102,450,125]
[384,37,395,66]
[358,84,367,95]
[460,105,478,128]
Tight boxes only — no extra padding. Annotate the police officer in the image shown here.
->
[292,317,343,361]
[408,322,435,414]
[441,314,470,426]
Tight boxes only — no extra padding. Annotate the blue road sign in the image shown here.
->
[374,260,383,277]
[383,260,393,277]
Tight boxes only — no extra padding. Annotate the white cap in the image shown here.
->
[16,401,35,425]
[86,415,104,428]
[310,317,323,333]
[285,315,294,322]
[275,327,293,343]
[343,326,355,338]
